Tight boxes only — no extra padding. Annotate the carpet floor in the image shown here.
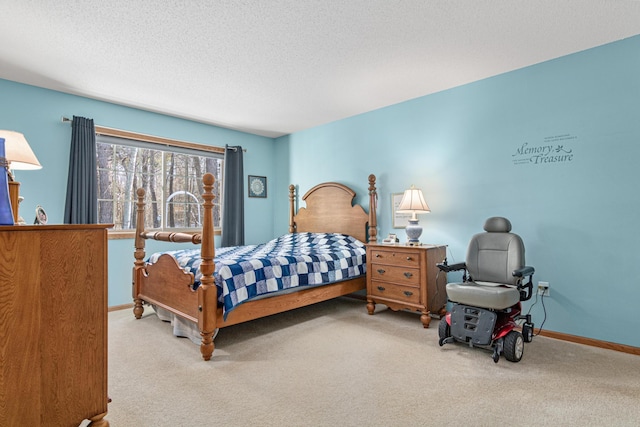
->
[107,297,640,426]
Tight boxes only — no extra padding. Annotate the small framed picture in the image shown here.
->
[34,205,48,225]
[392,193,412,228]
[248,175,267,198]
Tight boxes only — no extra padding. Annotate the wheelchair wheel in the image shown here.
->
[438,319,450,346]
[522,323,533,343]
[504,330,524,362]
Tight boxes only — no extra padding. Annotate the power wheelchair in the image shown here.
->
[437,217,535,363]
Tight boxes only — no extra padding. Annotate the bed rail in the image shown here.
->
[138,231,202,244]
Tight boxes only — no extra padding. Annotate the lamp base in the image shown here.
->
[0,177,12,225]
[1,138,15,226]
[9,181,19,223]
[405,218,423,245]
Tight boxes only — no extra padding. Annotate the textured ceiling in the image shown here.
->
[1,1,640,138]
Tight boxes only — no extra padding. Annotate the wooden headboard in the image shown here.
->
[288,174,377,244]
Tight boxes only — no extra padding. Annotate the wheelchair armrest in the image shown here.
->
[513,266,535,301]
[512,266,535,278]
[437,262,467,273]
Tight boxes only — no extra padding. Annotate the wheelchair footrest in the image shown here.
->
[450,304,497,346]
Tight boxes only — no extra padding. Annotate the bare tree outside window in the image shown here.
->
[96,140,223,231]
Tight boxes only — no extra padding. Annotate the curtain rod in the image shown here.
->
[60,116,246,152]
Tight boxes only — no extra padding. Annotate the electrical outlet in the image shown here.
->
[537,281,550,297]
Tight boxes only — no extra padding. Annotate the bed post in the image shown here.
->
[198,173,217,361]
[288,184,296,233]
[133,187,146,319]
[368,174,378,243]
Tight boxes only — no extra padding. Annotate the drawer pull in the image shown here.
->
[375,253,381,258]
[377,286,386,292]
[377,268,386,274]
[403,272,413,278]
[403,291,414,297]
[406,256,413,261]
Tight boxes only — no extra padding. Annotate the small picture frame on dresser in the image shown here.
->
[34,205,48,225]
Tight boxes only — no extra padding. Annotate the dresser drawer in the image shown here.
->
[370,249,421,268]
[370,282,420,304]
[369,263,420,287]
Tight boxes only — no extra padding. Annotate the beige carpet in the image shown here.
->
[107,298,640,426]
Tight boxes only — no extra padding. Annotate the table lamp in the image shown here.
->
[397,185,430,245]
[0,130,42,224]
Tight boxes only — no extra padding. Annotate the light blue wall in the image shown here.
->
[0,79,276,307]
[3,34,639,348]
[275,35,640,348]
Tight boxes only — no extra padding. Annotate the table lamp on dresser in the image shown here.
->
[396,184,430,245]
[0,130,42,225]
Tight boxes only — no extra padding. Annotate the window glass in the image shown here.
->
[96,138,223,231]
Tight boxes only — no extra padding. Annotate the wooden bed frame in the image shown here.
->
[132,173,378,360]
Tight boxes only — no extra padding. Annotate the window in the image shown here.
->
[95,130,223,233]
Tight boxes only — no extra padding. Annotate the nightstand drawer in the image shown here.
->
[370,249,421,268]
[370,282,420,304]
[369,264,420,287]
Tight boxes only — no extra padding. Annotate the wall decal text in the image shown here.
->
[512,134,576,166]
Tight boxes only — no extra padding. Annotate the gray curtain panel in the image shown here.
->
[64,116,98,224]
[221,145,245,247]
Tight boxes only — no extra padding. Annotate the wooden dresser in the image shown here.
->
[0,224,110,426]
[366,243,447,328]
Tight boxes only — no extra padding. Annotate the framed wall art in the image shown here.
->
[392,192,412,228]
[248,175,267,198]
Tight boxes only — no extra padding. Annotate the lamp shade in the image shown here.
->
[397,185,430,213]
[0,130,42,170]
[397,185,430,245]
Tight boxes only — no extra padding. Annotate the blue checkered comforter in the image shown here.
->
[147,232,366,319]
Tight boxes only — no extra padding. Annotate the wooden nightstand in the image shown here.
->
[366,243,447,328]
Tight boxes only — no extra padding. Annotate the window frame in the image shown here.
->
[95,126,224,239]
